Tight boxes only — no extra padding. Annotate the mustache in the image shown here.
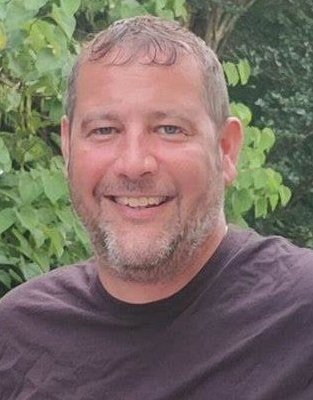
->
[94,177,176,197]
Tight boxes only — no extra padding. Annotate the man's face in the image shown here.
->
[62,57,230,282]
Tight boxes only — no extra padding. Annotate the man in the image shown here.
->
[1,16,313,400]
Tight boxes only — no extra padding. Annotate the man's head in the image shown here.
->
[61,16,242,284]
[65,15,230,131]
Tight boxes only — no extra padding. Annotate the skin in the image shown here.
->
[61,55,243,303]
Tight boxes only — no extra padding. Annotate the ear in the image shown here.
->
[219,117,244,186]
[61,115,70,172]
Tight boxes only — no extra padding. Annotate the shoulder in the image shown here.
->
[226,226,313,301]
[229,225,313,268]
[0,260,97,322]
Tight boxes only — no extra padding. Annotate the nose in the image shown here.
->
[113,133,158,180]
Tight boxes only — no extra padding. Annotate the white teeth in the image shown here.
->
[114,196,166,208]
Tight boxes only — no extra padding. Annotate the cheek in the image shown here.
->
[163,149,214,197]
[69,146,110,194]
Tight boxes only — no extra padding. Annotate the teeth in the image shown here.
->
[114,196,166,208]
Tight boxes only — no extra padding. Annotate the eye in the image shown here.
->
[157,125,183,135]
[90,127,119,136]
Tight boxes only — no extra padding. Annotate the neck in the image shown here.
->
[97,219,228,304]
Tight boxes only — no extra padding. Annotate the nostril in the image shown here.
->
[113,153,158,179]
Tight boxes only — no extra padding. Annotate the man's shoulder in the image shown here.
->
[230,225,313,265]
[0,260,96,319]
[229,226,313,299]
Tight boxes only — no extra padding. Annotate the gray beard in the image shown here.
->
[72,185,224,284]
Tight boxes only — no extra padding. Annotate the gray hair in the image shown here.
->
[65,15,230,129]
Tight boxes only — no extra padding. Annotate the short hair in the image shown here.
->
[65,15,230,129]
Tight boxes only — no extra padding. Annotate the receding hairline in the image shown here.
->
[65,16,230,130]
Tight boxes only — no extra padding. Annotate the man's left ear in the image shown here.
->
[219,117,244,186]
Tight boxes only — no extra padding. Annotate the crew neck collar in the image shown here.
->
[90,225,244,324]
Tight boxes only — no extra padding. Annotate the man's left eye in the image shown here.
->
[158,125,182,135]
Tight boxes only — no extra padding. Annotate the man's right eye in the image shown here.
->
[91,127,119,136]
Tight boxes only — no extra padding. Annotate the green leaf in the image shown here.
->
[21,262,44,280]
[279,185,291,206]
[245,126,261,147]
[27,25,45,52]
[5,87,22,112]
[48,99,64,123]
[0,4,7,20]
[255,197,268,218]
[60,0,81,16]
[15,206,39,232]
[32,250,50,271]
[173,0,187,18]
[51,4,76,39]
[55,207,75,228]
[24,0,49,11]
[0,270,12,289]
[154,0,166,12]
[252,169,268,190]
[119,0,147,18]
[35,49,60,74]
[12,229,34,259]
[223,62,239,86]
[0,254,16,265]
[157,8,175,20]
[42,170,68,204]
[30,20,67,58]
[269,194,279,211]
[231,102,252,126]
[259,128,276,152]
[246,147,266,168]
[0,138,12,172]
[4,1,36,32]
[231,188,253,214]
[237,59,251,85]
[73,219,91,248]
[0,208,16,235]
[9,269,23,284]
[32,228,46,248]
[236,169,253,189]
[18,173,42,204]
[0,21,7,49]
[48,228,65,258]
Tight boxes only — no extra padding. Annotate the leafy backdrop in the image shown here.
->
[0,0,292,296]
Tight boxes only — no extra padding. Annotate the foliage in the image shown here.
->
[223,0,313,247]
[0,152,90,297]
[223,60,291,226]
[0,0,290,295]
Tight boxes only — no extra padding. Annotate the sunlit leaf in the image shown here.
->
[25,0,49,11]
[223,62,239,86]
[0,208,15,234]
[238,59,251,85]
[231,102,252,126]
[21,263,44,280]
[60,0,81,16]
[51,4,76,39]
[279,186,292,206]
[0,21,7,49]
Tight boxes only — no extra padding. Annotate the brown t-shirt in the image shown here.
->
[1,227,313,400]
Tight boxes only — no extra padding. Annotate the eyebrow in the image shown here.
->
[151,110,195,128]
[81,111,119,129]
[80,109,195,129]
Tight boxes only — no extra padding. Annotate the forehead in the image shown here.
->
[74,56,206,116]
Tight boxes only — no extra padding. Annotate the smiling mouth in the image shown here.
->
[110,196,171,208]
